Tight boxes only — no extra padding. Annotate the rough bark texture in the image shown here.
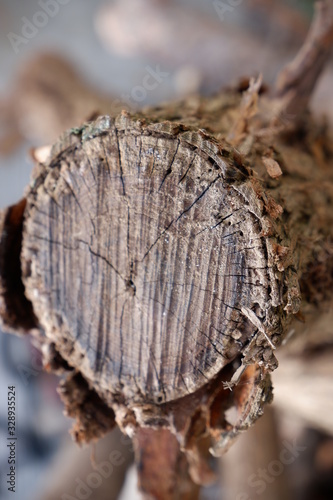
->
[0,198,38,333]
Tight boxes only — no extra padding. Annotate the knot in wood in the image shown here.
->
[22,115,282,405]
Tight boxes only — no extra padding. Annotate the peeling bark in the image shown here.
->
[134,428,200,500]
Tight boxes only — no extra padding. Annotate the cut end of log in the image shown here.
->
[18,113,290,410]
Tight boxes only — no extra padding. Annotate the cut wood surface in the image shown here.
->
[21,113,286,405]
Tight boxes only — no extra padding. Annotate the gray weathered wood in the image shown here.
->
[20,113,287,406]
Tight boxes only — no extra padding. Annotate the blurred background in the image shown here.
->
[0,1,333,499]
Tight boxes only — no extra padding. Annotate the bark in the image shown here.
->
[1,3,333,499]
[133,428,200,500]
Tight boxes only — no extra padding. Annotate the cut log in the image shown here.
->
[0,89,332,485]
[22,114,286,404]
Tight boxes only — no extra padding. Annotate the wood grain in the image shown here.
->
[21,114,283,405]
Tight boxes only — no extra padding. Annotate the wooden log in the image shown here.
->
[0,89,332,494]
[22,112,286,403]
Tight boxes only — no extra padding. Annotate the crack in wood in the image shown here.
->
[141,176,220,262]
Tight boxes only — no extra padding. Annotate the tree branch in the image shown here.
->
[274,0,333,118]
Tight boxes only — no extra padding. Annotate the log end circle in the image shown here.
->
[22,115,282,404]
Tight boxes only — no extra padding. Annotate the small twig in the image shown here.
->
[241,306,276,350]
[223,364,246,391]
[274,0,333,118]
[227,74,262,146]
